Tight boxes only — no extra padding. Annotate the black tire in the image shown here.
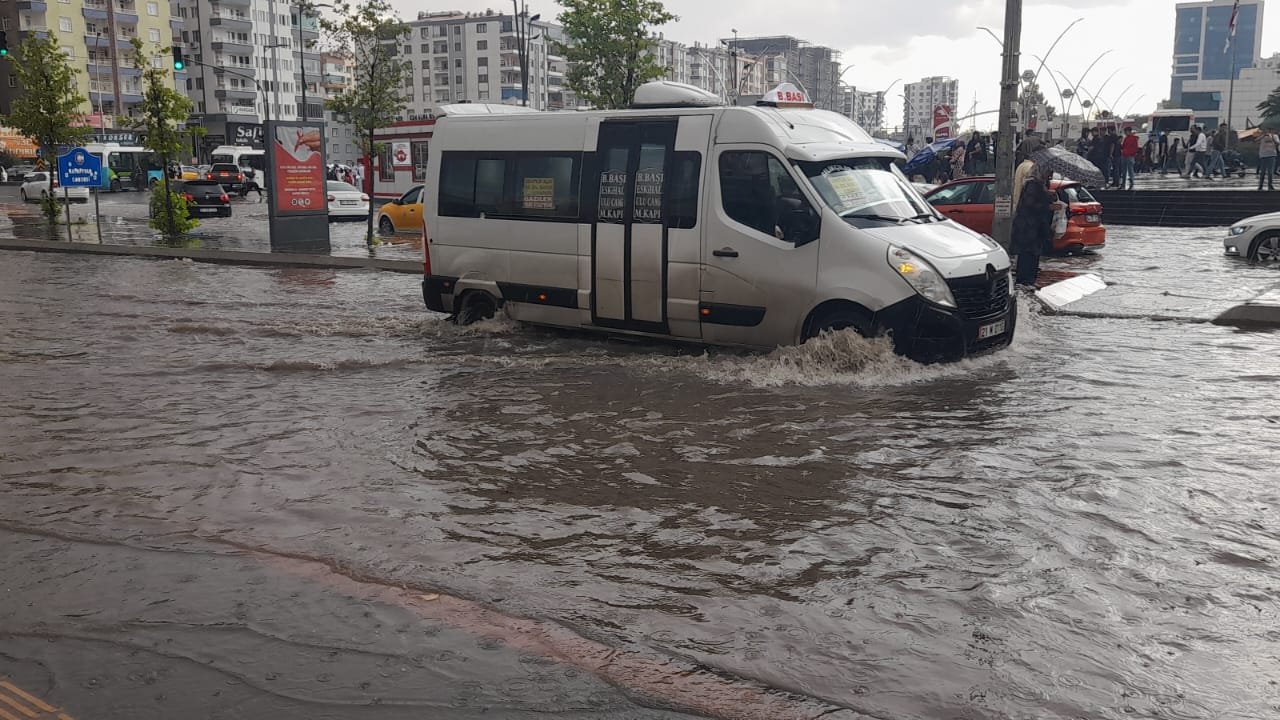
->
[19,189,26,202]
[109,178,121,193]
[149,178,159,188]
[453,292,497,326]
[804,306,876,341]
[378,216,395,235]
[1251,232,1280,263]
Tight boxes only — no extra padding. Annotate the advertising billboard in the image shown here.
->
[228,122,265,148]
[932,105,953,139]
[269,123,326,217]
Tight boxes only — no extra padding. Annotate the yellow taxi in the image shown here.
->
[179,165,202,180]
[376,185,424,234]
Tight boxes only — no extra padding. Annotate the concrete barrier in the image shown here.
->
[1091,189,1280,227]
[1213,285,1280,327]
[0,237,421,274]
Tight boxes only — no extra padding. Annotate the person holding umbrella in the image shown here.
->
[1010,163,1065,287]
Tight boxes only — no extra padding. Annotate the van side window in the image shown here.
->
[719,151,813,243]
[439,152,580,220]
[668,152,700,230]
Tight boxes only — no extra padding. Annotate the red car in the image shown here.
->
[924,176,1106,254]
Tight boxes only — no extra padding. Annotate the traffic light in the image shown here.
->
[0,32,9,57]
[171,46,185,71]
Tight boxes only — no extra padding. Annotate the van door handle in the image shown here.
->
[713,247,739,258]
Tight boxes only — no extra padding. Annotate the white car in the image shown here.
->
[1225,212,1280,262]
[326,181,369,221]
[19,172,90,203]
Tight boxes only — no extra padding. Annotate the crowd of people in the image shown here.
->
[327,163,363,188]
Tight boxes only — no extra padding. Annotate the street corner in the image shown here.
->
[0,680,73,720]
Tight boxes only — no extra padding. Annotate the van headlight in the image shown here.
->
[888,246,956,308]
[1229,226,1249,236]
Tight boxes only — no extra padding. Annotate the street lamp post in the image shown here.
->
[511,1,540,107]
[294,1,334,122]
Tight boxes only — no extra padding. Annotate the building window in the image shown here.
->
[148,29,160,42]
[421,59,430,69]
[420,44,429,53]
[478,90,489,100]
[452,25,461,35]
[454,58,462,68]
[147,2,159,16]
[477,57,487,67]
[477,40,487,51]
[454,42,461,52]
[439,152,582,220]
[404,45,412,55]
[412,141,429,181]
[379,145,395,180]
[476,23,487,33]
[478,74,488,84]
[455,74,462,85]
[58,17,72,32]
[434,41,447,53]
[8,76,16,88]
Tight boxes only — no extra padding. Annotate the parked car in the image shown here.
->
[206,163,246,192]
[19,172,90,203]
[176,180,232,218]
[326,181,369,221]
[375,184,424,234]
[8,164,36,182]
[1224,212,1280,262]
[177,165,203,181]
[924,176,1106,254]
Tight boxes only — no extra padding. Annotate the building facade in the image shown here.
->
[839,86,886,131]
[3,0,180,131]
[1170,0,1266,129]
[903,76,959,140]
[726,36,839,110]
[1179,50,1280,131]
[320,52,360,167]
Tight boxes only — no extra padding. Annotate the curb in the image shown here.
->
[0,238,421,274]
[1213,285,1280,328]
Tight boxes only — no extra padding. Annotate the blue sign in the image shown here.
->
[57,147,102,187]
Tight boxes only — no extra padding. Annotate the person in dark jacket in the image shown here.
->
[1010,165,1063,287]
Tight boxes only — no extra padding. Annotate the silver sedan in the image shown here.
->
[1225,212,1280,262]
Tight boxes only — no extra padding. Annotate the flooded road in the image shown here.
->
[2,226,1279,719]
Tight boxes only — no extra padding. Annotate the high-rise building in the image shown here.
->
[1170,0,1265,128]
[725,36,840,110]
[0,0,181,134]
[903,76,958,140]
[839,87,886,131]
[320,52,359,168]
[173,0,323,153]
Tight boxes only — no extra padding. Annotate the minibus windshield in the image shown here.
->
[798,158,937,223]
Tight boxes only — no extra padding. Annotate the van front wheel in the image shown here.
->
[804,306,875,341]
[453,291,498,326]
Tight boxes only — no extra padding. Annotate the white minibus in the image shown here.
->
[421,82,1016,362]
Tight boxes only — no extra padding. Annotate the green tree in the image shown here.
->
[324,0,410,245]
[556,0,676,109]
[6,36,92,222]
[126,39,197,237]
[1257,87,1280,129]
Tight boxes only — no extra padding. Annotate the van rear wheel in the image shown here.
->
[454,292,498,326]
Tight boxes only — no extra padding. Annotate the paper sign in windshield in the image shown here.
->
[825,170,883,213]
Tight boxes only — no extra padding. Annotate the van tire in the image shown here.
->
[803,305,875,341]
[454,291,498,326]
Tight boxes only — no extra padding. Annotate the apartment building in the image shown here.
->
[903,76,958,140]
[173,0,322,151]
[320,51,359,167]
[1,0,180,131]
[726,36,840,110]
[838,86,886,131]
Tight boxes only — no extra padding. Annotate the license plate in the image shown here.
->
[198,207,218,213]
[1085,214,1100,223]
[977,319,1007,340]
[340,200,358,206]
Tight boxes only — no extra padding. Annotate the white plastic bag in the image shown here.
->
[1052,206,1068,239]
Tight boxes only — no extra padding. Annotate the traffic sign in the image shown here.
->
[57,147,102,187]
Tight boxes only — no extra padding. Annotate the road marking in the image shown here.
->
[0,684,52,713]
[0,681,69,720]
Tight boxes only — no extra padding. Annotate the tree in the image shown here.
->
[1257,87,1280,129]
[126,39,197,237]
[7,36,92,222]
[556,0,676,110]
[324,0,411,245]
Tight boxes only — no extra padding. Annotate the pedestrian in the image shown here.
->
[1157,130,1169,172]
[1010,164,1063,287]
[1106,126,1122,187]
[1012,137,1043,210]
[1075,128,1090,156]
[950,142,966,180]
[965,132,983,175]
[1120,126,1139,190]
[1165,137,1183,174]
[1207,124,1228,178]
[1186,126,1208,177]
[1258,128,1279,190]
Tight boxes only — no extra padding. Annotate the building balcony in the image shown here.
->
[112,11,139,24]
[214,0,252,7]
[213,64,256,79]
[20,29,49,40]
[18,1,48,12]
[212,40,253,54]
[209,16,252,33]
[215,87,258,101]
[82,6,108,21]
[84,34,136,50]
[91,90,144,104]
[170,19,183,31]
[87,63,142,78]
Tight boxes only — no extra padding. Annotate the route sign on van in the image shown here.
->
[759,83,813,109]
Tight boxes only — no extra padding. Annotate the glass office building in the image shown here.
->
[1171,0,1264,107]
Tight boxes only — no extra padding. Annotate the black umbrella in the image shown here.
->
[1030,145,1106,187]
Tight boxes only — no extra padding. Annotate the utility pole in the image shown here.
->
[991,0,1021,252]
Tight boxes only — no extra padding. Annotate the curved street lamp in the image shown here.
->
[1062,49,1114,129]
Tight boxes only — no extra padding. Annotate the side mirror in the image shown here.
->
[389,199,401,205]
[779,196,820,245]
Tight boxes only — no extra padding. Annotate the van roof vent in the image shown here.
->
[631,81,723,109]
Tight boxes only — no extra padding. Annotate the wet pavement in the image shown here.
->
[0,184,424,261]
[2,220,1280,720]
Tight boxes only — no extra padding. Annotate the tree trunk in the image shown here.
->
[364,134,374,247]
[161,158,174,237]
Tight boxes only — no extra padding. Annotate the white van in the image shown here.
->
[421,82,1016,362]
[208,145,266,193]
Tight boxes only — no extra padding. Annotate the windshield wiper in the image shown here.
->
[841,212,907,223]
[905,212,938,223]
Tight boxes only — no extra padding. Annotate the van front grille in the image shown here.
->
[947,272,1010,321]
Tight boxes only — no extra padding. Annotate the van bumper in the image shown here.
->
[422,275,457,313]
[874,294,1017,363]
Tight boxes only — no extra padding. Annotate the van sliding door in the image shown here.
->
[590,120,677,334]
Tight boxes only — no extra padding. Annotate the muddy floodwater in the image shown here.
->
[1,227,1279,719]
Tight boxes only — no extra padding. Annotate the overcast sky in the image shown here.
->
[386,0,1280,131]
